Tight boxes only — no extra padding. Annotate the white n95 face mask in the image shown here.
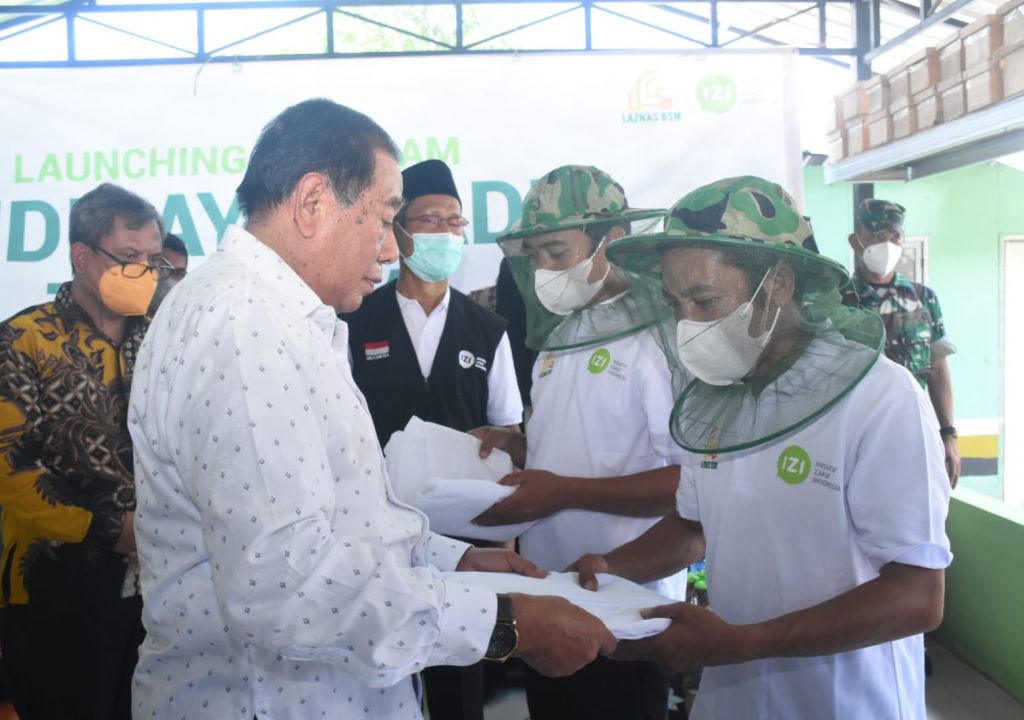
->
[674,268,782,386]
[533,241,610,315]
[860,240,902,276]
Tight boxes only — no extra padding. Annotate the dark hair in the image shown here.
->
[584,220,626,253]
[162,233,187,257]
[69,183,164,248]
[236,98,400,222]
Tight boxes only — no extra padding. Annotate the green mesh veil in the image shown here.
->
[496,164,667,351]
[606,176,885,454]
[500,213,669,351]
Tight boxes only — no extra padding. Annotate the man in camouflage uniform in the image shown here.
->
[842,199,960,487]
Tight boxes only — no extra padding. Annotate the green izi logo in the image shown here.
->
[588,348,611,374]
[777,445,811,484]
[696,75,737,114]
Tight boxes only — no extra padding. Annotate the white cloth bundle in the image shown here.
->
[442,571,674,640]
[384,417,536,541]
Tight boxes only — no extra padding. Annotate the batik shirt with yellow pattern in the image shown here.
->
[0,283,146,606]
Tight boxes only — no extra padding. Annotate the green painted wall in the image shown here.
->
[804,163,1024,495]
[934,490,1024,704]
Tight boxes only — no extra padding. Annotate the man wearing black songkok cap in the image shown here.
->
[340,160,524,718]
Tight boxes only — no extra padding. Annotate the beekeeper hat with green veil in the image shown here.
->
[606,175,885,454]
[496,164,668,351]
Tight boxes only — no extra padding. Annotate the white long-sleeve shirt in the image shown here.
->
[129,225,496,719]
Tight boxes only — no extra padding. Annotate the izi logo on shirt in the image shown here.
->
[588,348,611,374]
[777,445,811,484]
[459,350,487,372]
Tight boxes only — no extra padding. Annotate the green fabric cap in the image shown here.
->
[857,198,906,234]
[607,175,848,286]
[498,165,661,243]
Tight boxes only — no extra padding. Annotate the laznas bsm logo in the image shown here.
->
[622,70,683,124]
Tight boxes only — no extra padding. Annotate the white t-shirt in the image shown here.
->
[521,326,686,600]
[677,354,952,720]
[396,287,523,427]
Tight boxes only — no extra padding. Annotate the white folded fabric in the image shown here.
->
[384,417,537,541]
[442,571,674,640]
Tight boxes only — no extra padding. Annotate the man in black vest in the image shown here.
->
[341,159,524,720]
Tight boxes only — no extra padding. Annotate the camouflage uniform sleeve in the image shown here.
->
[923,286,956,358]
[0,322,98,545]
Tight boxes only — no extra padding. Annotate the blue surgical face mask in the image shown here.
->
[402,232,464,282]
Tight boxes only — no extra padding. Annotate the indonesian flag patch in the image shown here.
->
[364,340,390,361]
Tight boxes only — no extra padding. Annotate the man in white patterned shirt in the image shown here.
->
[128,98,615,719]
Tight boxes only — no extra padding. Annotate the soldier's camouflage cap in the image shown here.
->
[857,199,906,234]
[498,165,662,243]
[607,175,849,285]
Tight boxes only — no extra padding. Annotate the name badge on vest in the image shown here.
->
[365,340,390,361]
[459,349,487,372]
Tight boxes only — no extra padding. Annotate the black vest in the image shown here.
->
[343,282,507,447]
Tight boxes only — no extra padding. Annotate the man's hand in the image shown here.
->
[943,435,961,489]
[456,547,547,578]
[469,426,526,469]
[472,470,570,526]
[113,511,136,557]
[567,553,611,592]
[611,602,752,669]
[511,594,618,677]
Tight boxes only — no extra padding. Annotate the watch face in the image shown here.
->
[486,622,517,660]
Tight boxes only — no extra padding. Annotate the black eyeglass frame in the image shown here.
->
[89,244,176,280]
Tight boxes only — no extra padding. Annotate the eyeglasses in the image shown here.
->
[90,244,176,280]
[404,214,470,230]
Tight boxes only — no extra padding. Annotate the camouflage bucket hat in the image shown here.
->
[498,165,663,243]
[857,198,906,234]
[606,175,848,286]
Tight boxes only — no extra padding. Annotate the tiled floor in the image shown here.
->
[479,639,1024,720]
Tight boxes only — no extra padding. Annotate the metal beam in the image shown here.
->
[854,0,873,79]
[0,0,862,68]
[863,0,975,63]
[881,0,965,27]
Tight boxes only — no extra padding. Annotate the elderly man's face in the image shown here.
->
[661,247,774,332]
[318,149,403,312]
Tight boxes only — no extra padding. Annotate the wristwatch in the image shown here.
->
[939,426,958,438]
[484,594,518,662]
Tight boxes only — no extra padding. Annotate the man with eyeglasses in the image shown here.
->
[342,159,524,720]
[0,182,168,719]
[841,199,960,488]
[343,159,523,448]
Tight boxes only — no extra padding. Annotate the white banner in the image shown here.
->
[0,50,801,320]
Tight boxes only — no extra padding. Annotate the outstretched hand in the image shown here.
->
[469,426,527,469]
[472,470,569,526]
[612,602,752,668]
[456,547,547,578]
